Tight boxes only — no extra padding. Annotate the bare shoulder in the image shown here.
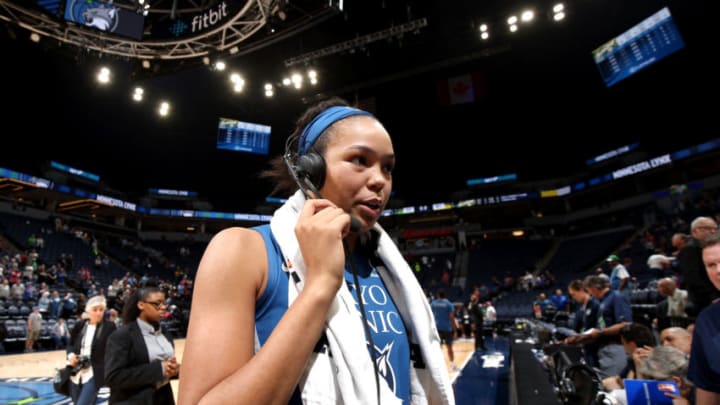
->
[194,227,267,297]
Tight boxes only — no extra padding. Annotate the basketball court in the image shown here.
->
[0,337,498,404]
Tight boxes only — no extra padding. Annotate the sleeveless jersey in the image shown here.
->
[253,225,411,404]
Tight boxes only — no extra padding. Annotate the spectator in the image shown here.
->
[647,250,674,276]
[606,254,630,294]
[688,231,720,403]
[637,346,694,402]
[550,288,569,312]
[485,301,496,325]
[602,323,655,392]
[25,306,42,352]
[655,277,688,329]
[659,327,692,356]
[51,318,71,349]
[678,216,719,315]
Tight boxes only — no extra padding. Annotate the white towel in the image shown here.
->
[270,190,455,405]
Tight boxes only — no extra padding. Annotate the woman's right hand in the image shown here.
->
[68,353,79,367]
[162,357,180,378]
[295,198,351,297]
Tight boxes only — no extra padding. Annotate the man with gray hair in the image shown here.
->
[678,216,719,314]
[638,346,694,401]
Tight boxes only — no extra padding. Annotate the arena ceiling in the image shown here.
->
[0,0,715,222]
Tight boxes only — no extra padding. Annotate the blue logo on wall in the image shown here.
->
[169,20,189,37]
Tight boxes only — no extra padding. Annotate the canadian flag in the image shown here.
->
[436,72,485,105]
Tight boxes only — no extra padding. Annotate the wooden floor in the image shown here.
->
[0,338,475,401]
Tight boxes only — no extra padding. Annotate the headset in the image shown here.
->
[283,134,361,232]
[283,134,327,200]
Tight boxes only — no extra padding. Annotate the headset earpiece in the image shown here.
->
[295,152,326,190]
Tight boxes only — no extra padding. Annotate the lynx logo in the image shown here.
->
[191,2,228,33]
[375,341,397,393]
[66,0,119,32]
[82,6,117,31]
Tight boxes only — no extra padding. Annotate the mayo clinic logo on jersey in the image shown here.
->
[355,283,404,335]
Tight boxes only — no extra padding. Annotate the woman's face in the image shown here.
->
[87,305,105,324]
[320,116,394,232]
[139,292,167,323]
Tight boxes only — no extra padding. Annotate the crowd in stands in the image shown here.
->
[1,178,720,403]
[0,214,196,354]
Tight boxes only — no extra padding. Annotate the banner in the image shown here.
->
[436,72,485,105]
[149,0,245,39]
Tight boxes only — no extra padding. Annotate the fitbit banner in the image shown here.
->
[149,0,245,39]
[64,0,145,40]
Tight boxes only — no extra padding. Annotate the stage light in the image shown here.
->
[307,69,318,85]
[96,66,111,84]
[158,101,170,117]
[521,10,534,23]
[291,72,302,89]
[132,87,144,102]
[230,73,244,93]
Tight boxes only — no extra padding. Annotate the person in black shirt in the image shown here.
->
[565,279,601,367]
[467,293,486,351]
[678,216,719,315]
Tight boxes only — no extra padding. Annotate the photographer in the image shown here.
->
[67,295,116,404]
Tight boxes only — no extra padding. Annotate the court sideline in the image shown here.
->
[0,337,508,404]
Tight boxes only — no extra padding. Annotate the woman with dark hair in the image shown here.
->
[178,97,454,404]
[104,286,180,404]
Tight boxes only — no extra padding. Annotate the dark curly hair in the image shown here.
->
[122,285,163,325]
[260,96,359,197]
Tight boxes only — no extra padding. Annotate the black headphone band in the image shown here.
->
[284,134,326,195]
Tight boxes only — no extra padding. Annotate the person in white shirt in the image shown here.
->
[484,301,496,323]
[647,252,674,276]
[67,296,116,405]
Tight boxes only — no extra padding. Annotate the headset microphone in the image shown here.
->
[283,152,361,233]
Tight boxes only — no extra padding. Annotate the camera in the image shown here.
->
[70,355,91,375]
